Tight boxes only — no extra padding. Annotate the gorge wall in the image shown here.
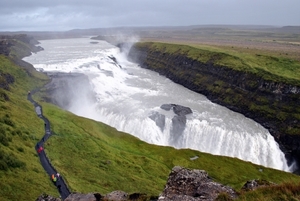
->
[128,43,300,172]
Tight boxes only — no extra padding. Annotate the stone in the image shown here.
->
[104,190,128,201]
[35,193,61,201]
[158,166,237,201]
[64,192,102,201]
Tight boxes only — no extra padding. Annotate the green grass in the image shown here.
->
[135,42,300,85]
[237,182,300,201]
[0,45,300,200]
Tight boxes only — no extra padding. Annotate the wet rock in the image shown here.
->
[170,115,186,146]
[158,166,237,201]
[160,104,173,111]
[90,41,99,44]
[108,56,122,68]
[160,104,192,116]
[172,105,192,116]
[160,104,192,143]
[149,111,166,132]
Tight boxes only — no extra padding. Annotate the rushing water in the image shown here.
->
[24,37,291,171]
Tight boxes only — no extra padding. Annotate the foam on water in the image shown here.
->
[24,37,294,172]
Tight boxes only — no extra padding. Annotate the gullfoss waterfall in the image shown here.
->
[24,38,292,172]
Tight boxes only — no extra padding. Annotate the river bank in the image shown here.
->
[128,42,300,173]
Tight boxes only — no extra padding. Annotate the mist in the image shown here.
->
[23,37,294,172]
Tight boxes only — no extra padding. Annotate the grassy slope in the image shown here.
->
[0,47,300,200]
[136,42,300,86]
[0,55,54,201]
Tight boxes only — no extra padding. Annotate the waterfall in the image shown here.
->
[23,37,293,172]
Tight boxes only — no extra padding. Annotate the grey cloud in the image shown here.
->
[0,0,299,31]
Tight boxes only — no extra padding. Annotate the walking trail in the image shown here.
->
[28,90,71,200]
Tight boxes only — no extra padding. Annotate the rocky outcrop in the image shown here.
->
[37,191,151,201]
[158,166,237,201]
[160,104,192,116]
[0,34,44,77]
[128,43,300,173]
[149,104,192,146]
[36,166,238,201]
[161,104,192,146]
[0,34,43,58]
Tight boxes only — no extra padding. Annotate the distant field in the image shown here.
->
[139,27,300,62]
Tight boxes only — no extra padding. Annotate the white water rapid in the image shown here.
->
[24,37,291,172]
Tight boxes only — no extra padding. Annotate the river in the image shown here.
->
[24,37,291,171]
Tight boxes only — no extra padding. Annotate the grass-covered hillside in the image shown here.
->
[0,36,300,201]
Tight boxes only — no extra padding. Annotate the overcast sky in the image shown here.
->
[0,0,299,31]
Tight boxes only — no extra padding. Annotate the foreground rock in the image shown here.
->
[35,166,237,201]
[36,194,61,201]
[37,191,151,201]
[64,193,102,201]
[158,166,237,201]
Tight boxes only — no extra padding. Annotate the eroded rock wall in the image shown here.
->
[128,44,300,171]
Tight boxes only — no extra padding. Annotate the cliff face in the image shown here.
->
[0,34,43,58]
[128,44,300,172]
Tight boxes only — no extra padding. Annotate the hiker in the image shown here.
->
[51,174,57,183]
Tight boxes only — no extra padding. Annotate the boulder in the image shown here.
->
[158,166,237,201]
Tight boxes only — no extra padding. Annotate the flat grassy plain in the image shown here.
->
[139,26,300,61]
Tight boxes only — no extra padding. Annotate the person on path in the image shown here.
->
[51,174,57,183]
